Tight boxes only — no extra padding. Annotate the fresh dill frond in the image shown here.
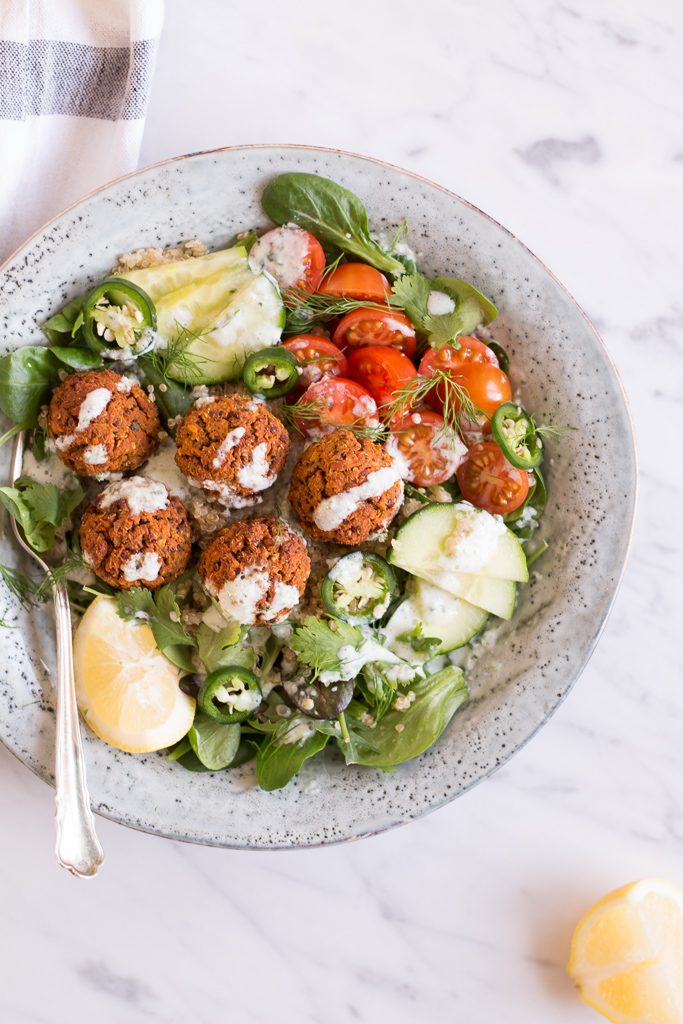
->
[381,371,484,440]
[0,563,39,609]
[282,288,389,334]
[535,423,576,440]
[280,398,386,442]
[36,553,86,600]
[149,321,213,384]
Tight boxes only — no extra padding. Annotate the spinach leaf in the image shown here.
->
[256,720,329,791]
[196,621,254,674]
[338,666,468,769]
[166,736,192,761]
[42,296,84,344]
[0,476,84,552]
[49,346,102,371]
[115,584,197,672]
[262,173,404,275]
[0,346,60,427]
[432,277,499,334]
[138,355,194,429]
[188,713,241,770]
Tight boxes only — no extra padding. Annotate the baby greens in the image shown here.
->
[0,347,61,428]
[188,713,241,771]
[389,271,498,347]
[0,476,84,553]
[115,585,197,672]
[256,721,329,791]
[262,173,405,276]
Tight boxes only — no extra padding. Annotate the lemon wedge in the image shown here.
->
[567,879,683,1024]
[73,596,195,753]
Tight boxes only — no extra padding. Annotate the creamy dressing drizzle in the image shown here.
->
[313,465,403,532]
[100,476,169,515]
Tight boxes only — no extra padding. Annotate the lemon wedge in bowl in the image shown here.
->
[567,879,683,1024]
[74,596,195,754]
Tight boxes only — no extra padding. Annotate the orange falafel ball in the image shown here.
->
[288,429,404,545]
[175,393,290,507]
[198,516,310,625]
[48,369,160,477]
[79,476,192,591]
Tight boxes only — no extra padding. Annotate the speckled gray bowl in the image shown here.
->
[0,145,636,848]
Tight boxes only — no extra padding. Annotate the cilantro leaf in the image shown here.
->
[115,584,197,672]
[196,621,254,674]
[290,617,362,675]
[389,272,463,348]
[432,277,498,334]
[0,476,84,552]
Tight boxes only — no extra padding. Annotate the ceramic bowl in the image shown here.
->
[0,146,636,848]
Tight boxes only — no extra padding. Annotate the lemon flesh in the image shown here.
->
[73,596,195,754]
[568,879,683,1024]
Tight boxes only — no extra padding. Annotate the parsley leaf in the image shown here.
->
[115,584,197,672]
[290,617,362,675]
[0,476,84,552]
[196,621,254,674]
[389,272,463,348]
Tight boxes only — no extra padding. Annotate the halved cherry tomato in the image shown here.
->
[389,410,466,487]
[452,362,512,421]
[319,263,390,301]
[347,346,417,412]
[334,308,417,357]
[294,377,379,436]
[456,441,529,514]
[283,336,349,391]
[419,341,511,423]
[250,226,325,292]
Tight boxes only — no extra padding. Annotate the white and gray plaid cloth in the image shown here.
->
[0,0,164,260]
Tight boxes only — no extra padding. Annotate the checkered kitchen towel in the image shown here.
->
[0,0,164,261]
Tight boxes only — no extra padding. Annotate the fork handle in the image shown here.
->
[53,581,104,877]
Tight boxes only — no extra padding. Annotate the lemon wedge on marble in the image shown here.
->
[73,596,195,753]
[567,879,683,1024]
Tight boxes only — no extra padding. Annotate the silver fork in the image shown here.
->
[10,431,104,877]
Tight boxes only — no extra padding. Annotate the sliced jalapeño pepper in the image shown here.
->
[491,402,543,470]
[198,666,262,724]
[321,552,397,624]
[486,341,509,374]
[242,347,299,398]
[83,277,156,358]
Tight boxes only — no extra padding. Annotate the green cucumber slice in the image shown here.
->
[164,272,285,384]
[416,568,517,619]
[389,502,528,583]
[383,579,489,661]
[155,265,253,340]
[120,246,247,301]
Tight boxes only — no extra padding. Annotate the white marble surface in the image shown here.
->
[2,1,682,1020]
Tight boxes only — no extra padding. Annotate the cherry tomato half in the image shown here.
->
[319,263,390,301]
[389,410,466,487]
[334,308,417,357]
[294,377,379,436]
[250,226,325,292]
[283,336,349,391]
[456,441,529,514]
[347,345,417,412]
[419,340,510,423]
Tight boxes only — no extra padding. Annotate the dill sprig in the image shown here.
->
[0,563,40,623]
[380,371,484,440]
[149,321,213,384]
[535,423,576,440]
[280,398,386,442]
[36,552,86,600]
[281,288,388,334]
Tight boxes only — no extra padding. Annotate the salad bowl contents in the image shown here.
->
[0,147,635,847]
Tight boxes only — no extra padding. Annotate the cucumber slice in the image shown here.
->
[164,273,285,385]
[120,246,248,301]
[416,568,517,619]
[383,580,489,661]
[155,265,253,340]
[390,502,528,583]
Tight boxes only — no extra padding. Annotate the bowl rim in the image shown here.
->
[0,143,638,850]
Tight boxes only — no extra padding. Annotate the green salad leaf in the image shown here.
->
[196,621,254,674]
[114,585,197,672]
[432,276,498,333]
[261,173,404,276]
[290,617,361,676]
[256,719,329,791]
[42,296,84,343]
[0,476,84,552]
[0,346,60,427]
[338,666,469,769]
[49,345,102,371]
[188,713,242,771]
[138,355,195,429]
